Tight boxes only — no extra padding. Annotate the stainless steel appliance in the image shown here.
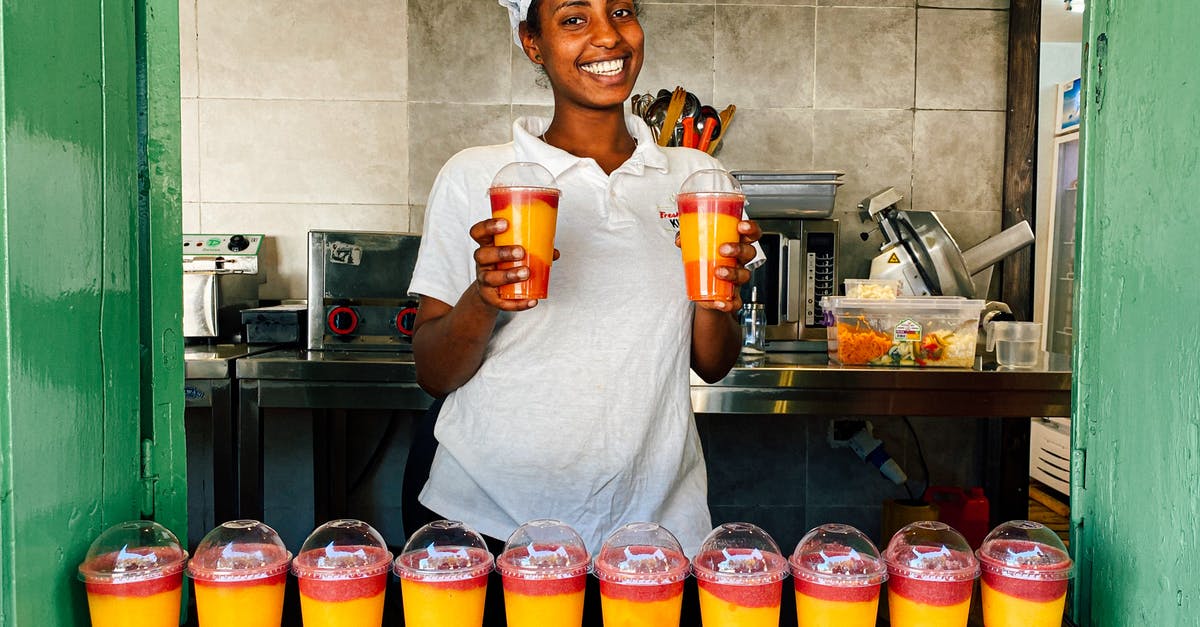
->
[183,234,264,340]
[307,230,422,351]
[734,171,843,344]
[860,188,1035,299]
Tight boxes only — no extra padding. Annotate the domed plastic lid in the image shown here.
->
[496,519,590,580]
[976,520,1073,581]
[78,520,188,584]
[490,162,558,191]
[593,522,690,586]
[292,519,393,580]
[393,520,494,583]
[187,520,291,583]
[692,522,788,586]
[679,168,743,196]
[789,523,886,588]
[883,521,979,583]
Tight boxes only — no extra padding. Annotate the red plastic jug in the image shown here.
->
[924,486,990,549]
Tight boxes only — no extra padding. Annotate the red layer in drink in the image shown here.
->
[697,578,781,608]
[979,541,1070,602]
[676,192,745,219]
[887,574,973,606]
[394,546,493,590]
[84,574,182,597]
[793,576,880,603]
[595,546,688,603]
[294,545,390,601]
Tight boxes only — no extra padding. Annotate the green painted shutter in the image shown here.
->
[1073,2,1200,624]
[0,0,184,623]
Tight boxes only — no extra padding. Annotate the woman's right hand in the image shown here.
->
[470,217,544,311]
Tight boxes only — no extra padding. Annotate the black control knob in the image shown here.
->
[228,234,250,252]
[327,306,359,336]
[396,306,419,337]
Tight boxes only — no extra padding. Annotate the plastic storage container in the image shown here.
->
[823,297,985,367]
[844,278,903,300]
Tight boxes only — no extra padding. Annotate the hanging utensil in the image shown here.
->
[705,105,736,155]
[694,105,722,152]
[657,87,687,148]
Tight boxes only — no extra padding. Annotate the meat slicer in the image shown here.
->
[859,188,1035,299]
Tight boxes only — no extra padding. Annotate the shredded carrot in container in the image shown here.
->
[836,318,892,364]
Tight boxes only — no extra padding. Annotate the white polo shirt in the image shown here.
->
[408,115,731,555]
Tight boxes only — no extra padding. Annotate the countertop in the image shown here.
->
[232,348,1071,417]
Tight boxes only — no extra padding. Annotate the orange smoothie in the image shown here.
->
[83,569,183,627]
[886,573,973,627]
[677,191,743,302]
[490,186,560,299]
[693,549,787,627]
[978,541,1070,627]
[599,578,684,627]
[502,572,586,627]
[193,572,286,627]
[792,576,879,627]
[396,545,493,627]
[299,571,388,627]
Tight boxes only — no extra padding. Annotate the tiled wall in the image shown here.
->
[181,0,1010,298]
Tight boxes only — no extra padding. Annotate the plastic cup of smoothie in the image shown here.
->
[186,520,291,627]
[677,168,745,302]
[394,520,494,627]
[488,162,561,300]
[789,523,886,627]
[593,522,691,627]
[883,521,980,627]
[496,519,591,627]
[78,520,188,627]
[292,519,393,627]
[692,522,789,627]
[976,520,1074,627]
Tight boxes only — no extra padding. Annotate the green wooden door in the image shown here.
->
[0,0,184,623]
[1072,2,1200,624]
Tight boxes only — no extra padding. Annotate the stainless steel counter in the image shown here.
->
[231,348,1072,524]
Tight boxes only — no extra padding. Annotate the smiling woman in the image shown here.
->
[402,0,763,624]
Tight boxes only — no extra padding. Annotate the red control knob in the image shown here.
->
[327,306,359,336]
[396,306,419,337]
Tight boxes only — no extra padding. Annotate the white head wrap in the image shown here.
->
[499,0,535,47]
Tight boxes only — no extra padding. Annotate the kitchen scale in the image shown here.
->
[859,188,1035,299]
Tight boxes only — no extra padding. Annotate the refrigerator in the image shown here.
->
[1031,77,1080,496]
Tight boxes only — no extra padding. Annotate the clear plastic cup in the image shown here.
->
[677,169,745,302]
[488,162,561,300]
[78,520,188,627]
[292,519,393,627]
[987,321,1043,367]
[496,519,591,627]
[692,522,788,627]
[593,522,691,627]
[976,521,1074,627]
[186,520,291,627]
[883,521,979,627]
[393,520,494,627]
[789,523,886,627]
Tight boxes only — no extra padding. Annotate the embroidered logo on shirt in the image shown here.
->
[657,206,680,231]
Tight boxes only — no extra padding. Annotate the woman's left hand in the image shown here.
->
[677,219,763,313]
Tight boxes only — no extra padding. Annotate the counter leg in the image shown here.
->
[210,378,236,525]
[984,417,1031,526]
[236,379,265,520]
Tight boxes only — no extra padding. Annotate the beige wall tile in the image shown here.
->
[715,6,815,108]
[919,0,1009,8]
[813,109,913,213]
[199,203,411,299]
[916,8,1009,110]
[198,0,406,100]
[820,0,913,6]
[183,202,201,233]
[815,7,915,109]
[199,99,408,205]
[714,108,813,171]
[635,4,716,105]
[717,0,814,5]
[408,0,510,103]
[179,0,198,98]
[912,110,1005,214]
[407,103,513,205]
[409,204,426,234]
[181,98,200,203]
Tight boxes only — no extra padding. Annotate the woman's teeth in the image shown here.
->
[581,59,624,76]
